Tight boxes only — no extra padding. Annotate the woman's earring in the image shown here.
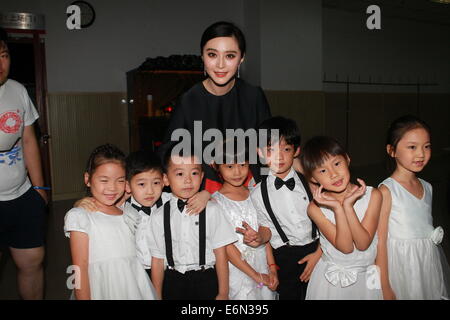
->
[204,69,207,77]
[238,65,240,78]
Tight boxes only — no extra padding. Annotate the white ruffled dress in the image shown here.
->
[212,192,277,300]
[306,187,383,300]
[380,177,450,300]
[64,207,158,300]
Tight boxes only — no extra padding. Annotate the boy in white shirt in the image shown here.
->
[248,116,322,300]
[122,150,170,275]
[150,144,238,300]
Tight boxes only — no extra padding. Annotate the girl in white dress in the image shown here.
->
[377,115,450,300]
[211,141,278,300]
[64,144,157,300]
[301,136,383,300]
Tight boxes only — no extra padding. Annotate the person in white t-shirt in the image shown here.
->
[0,28,47,300]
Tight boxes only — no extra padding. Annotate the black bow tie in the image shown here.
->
[177,199,188,212]
[141,206,151,216]
[131,202,151,216]
[274,177,295,191]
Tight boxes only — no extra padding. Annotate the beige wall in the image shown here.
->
[48,93,128,200]
[267,90,450,167]
[47,90,449,200]
[265,90,326,142]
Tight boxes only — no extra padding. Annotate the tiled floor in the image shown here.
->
[0,156,449,299]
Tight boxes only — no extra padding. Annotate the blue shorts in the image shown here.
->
[0,187,47,249]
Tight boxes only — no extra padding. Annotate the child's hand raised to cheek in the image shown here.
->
[186,190,211,215]
[343,178,367,208]
[313,185,342,211]
[74,197,98,212]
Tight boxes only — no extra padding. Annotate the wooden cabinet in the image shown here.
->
[126,69,204,151]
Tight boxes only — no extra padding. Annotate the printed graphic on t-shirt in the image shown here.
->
[0,109,23,152]
[0,146,22,166]
[0,110,22,133]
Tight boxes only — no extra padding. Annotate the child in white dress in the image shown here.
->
[211,140,278,300]
[64,144,157,300]
[377,115,450,300]
[301,136,383,300]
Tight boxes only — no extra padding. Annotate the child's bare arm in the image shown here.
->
[311,185,354,253]
[308,202,354,254]
[186,190,210,215]
[214,246,230,300]
[226,244,271,286]
[265,243,279,291]
[69,231,90,300]
[344,184,382,251]
[151,257,165,300]
[376,185,396,300]
[258,226,272,245]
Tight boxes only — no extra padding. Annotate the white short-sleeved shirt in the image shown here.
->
[132,192,171,269]
[251,167,318,249]
[149,193,238,274]
[0,79,39,200]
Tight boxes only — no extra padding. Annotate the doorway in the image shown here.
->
[5,30,51,199]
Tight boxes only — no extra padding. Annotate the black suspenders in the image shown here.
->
[261,177,290,244]
[164,201,206,268]
[163,202,175,267]
[199,206,206,266]
[295,172,318,239]
[260,172,318,245]
[155,197,163,209]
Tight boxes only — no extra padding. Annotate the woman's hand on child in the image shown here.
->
[343,178,367,208]
[74,197,98,212]
[236,221,262,247]
[298,249,321,282]
[186,190,210,215]
[313,185,342,210]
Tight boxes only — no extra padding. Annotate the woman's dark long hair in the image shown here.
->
[200,21,246,57]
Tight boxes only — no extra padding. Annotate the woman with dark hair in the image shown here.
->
[160,21,272,194]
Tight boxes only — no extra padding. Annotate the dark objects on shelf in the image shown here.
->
[138,54,203,71]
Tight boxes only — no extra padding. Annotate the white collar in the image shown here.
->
[130,196,142,208]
